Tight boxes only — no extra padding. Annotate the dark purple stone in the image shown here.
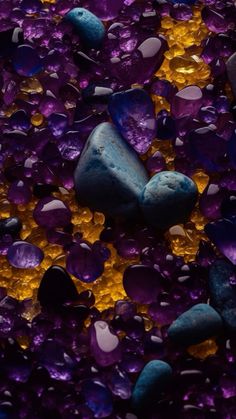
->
[205,218,236,265]
[66,242,104,283]
[12,44,43,77]
[33,197,71,228]
[123,264,163,304]
[7,180,32,205]
[171,86,203,118]
[7,240,44,268]
[82,379,113,418]
[90,320,121,367]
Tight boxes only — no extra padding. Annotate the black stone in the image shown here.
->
[33,184,59,199]
[0,26,24,58]
[82,84,113,104]
[0,217,22,238]
[227,52,236,99]
[37,265,79,307]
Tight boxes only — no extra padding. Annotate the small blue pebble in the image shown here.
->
[167,303,223,346]
[139,171,198,230]
[209,260,236,331]
[65,8,105,49]
[132,360,172,412]
[74,122,148,219]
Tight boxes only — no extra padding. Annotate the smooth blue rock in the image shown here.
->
[74,122,148,218]
[132,360,172,412]
[65,8,105,49]
[209,260,236,331]
[108,88,156,154]
[226,52,236,99]
[139,171,198,230]
[167,303,223,346]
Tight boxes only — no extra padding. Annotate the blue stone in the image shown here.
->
[65,8,105,49]
[167,303,223,346]
[209,260,236,331]
[132,360,172,412]
[82,379,113,418]
[108,88,156,154]
[139,171,198,230]
[12,44,43,77]
[226,52,236,99]
[74,122,148,218]
[205,218,236,265]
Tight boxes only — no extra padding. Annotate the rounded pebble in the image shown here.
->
[7,241,44,269]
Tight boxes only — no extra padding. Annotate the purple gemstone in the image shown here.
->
[82,379,113,418]
[33,197,71,229]
[205,218,236,265]
[87,0,125,20]
[202,7,229,33]
[108,366,132,399]
[66,242,104,283]
[171,86,203,118]
[7,180,32,205]
[123,264,163,304]
[7,240,44,268]
[108,89,156,154]
[146,151,166,173]
[90,320,121,367]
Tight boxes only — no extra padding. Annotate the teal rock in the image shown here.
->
[139,171,198,230]
[167,303,223,346]
[132,360,172,412]
[74,122,148,218]
[209,260,236,331]
[65,8,105,49]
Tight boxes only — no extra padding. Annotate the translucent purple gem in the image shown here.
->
[33,197,71,229]
[123,264,163,304]
[66,242,104,282]
[90,320,121,367]
[108,88,156,154]
[7,240,44,268]
[7,180,32,205]
[205,218,236,265]
[171,86,203,118]
[82,379,113,418]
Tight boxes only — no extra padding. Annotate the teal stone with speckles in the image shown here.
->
[65,8,105,48]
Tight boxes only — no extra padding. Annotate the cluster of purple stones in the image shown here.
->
[0,0,236,417]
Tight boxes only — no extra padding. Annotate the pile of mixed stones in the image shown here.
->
[0,0,236,417]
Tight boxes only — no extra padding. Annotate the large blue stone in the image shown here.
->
[74,122,148,218]
[209,260,236,331]
[65,8,105,49]
[167,303,223,346]
[108,88,156,154]
[139,171,198,230]
[132,360,172,412]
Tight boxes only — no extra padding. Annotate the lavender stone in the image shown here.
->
[108,88,156,154]
[33,197,71,229]
[7,241,44,268]
[90,320,121,367]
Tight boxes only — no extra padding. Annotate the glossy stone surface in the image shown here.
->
[82,379,113,418]
[132,360,172,412]
[90,320,121,366]
[168,303,223,346]
[123,264,163,304]
[7,241,44,268]
[65,8,105,48]
[74,122,148,218]
[0,26,23,58]
[33,197,71,229]
[66,242,104,282]
[108,89,156,154]
[0,217,22,238]
[37,265,79,308]
[12,44,43,77]
[171,86,203,118]
[227,52,236,98]
[139,171,198,230]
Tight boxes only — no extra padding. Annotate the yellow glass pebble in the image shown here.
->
[187,339,218,359]
[20,78,43,93]
[31,113,44,126]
